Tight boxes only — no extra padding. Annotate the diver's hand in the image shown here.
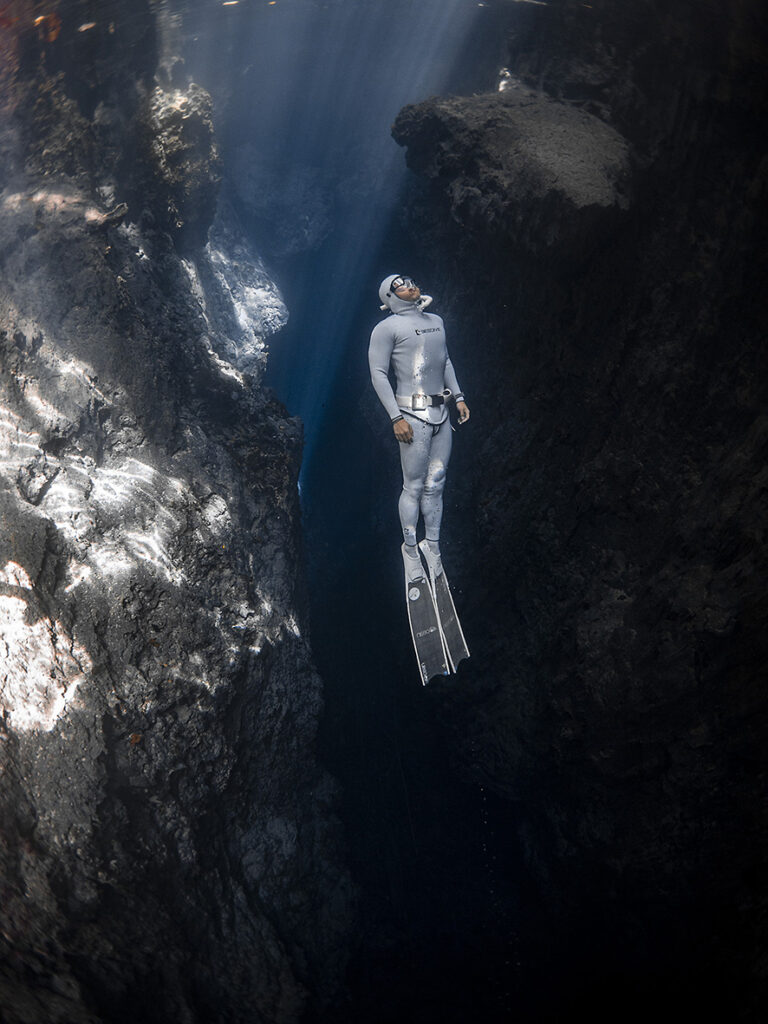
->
[456,401,470,424]
[394,418,413,444]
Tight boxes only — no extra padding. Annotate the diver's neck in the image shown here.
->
[395,295,433,314]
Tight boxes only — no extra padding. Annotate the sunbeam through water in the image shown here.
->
[171,0,489,473]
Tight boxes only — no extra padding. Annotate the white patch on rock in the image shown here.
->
[202,493,231,535]
[182,200,288,378]
[0,561,92,733]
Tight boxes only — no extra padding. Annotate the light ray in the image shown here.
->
[177,0,485,473]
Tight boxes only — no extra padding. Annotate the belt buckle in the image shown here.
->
[412,393,428,411]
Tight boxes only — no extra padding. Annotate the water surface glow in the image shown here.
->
[173,0,486,469]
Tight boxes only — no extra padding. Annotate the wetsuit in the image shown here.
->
[368,295,464,547]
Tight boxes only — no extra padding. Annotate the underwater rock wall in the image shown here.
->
[394,0,768,1013]
[0,3,349,1022]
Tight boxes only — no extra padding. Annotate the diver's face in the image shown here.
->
[392,276,421,302]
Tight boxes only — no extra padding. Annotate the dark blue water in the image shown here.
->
[204,0,502,463]
[178,2,522,1018]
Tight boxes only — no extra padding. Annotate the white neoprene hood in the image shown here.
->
[378,275,432,312]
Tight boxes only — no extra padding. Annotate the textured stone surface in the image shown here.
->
[141,82,222,247]
[394,89,630,256]
[0,3,350,1022]
[392,0,768,1015]
[183,198,289,376]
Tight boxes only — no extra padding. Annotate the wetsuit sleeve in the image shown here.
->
[368,320,401,420]
[444,355,464,401]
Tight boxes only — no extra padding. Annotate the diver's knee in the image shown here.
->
[401,482,424,503]
[423,472,446,496]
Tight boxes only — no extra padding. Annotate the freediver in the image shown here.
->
[368,274,470,585]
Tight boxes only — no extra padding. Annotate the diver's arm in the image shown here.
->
[444,356,470,423]
[368,322,401,421]
[444,355,462,399]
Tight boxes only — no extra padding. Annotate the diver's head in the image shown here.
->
[379,274,421,311]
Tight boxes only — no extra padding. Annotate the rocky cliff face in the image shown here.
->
[0,4,349,1022]
[393,0,768,1015]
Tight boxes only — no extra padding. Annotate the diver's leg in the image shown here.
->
[420,418,453,545]
[398,417,432,548]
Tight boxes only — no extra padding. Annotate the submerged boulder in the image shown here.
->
[394,89,630,258]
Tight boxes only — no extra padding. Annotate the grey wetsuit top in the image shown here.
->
[368,302,463,425]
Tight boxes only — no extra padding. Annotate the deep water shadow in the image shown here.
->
[297,303,525,1021]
